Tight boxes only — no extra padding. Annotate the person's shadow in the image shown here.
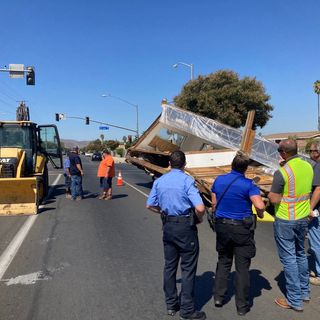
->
[194,271,215,310]
[176,269,271,310]
[249,269,272,306]
[274,271,286,296]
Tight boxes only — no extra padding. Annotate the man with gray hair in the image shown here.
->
[269,139,313,312]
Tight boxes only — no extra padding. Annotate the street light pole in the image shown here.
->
[314,80,320,131]
[101,93,139,138]
[172,62,194,80]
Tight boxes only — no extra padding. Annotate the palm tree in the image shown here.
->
[314,80,320,131]
[100,134,104,142]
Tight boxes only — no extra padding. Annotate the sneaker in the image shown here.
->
[180,311,206,320]
[167,305,180,316]
[104,195,112,200]
[274,297,303,312]
[76,196,83,201]
[66,194,72,199]
[310,277,320,286]
[237,308,249,316]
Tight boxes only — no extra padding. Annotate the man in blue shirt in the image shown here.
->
[211,152,264,316]
[147,150,206,320]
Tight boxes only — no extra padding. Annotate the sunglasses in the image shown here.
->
[277,148,284,153]
[309,150,319,153]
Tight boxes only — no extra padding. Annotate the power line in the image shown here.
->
[0,80,23,100]
[0,97,15,113]
[0,88,16,102]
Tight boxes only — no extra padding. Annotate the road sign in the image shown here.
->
[9,64,24,78]
[99,126,109,130]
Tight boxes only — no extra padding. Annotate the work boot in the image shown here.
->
[180,311,206,320]
[310,277,320,286]
[274,297,303,312]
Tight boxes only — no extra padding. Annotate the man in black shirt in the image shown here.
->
[69,146,84,200]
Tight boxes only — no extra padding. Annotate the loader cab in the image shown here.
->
[0,122,62,176]
[38,124,63,169]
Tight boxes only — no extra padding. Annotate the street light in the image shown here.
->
[314,80,320,131]
[172,61,194,80]
[101,93,139,137]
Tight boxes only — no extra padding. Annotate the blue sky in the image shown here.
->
[0,0,319,141]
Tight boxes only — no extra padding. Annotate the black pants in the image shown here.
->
[214,222,256,312]
[163,220,199,316]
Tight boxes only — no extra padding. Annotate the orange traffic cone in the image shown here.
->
[117,171,123,186]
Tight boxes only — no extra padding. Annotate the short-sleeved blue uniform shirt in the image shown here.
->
[147,169,203,216]
[63,158,70,174]
[211,170,260,220]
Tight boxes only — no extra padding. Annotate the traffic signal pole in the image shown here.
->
[55,114,137,134]
[0,65,35,85]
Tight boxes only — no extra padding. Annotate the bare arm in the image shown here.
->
[211,192,217,212]
[250,195,265,219]
[268,192,282,205]
[195,203,205,222]
[310,186,320,210]
[146,205,161,214]
[76,163,84,176]
[105,166,111,177]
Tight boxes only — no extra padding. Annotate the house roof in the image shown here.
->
[264,131,320,140]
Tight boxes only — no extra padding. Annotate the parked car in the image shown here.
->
[91,152,102,161]
[85,152,93,157]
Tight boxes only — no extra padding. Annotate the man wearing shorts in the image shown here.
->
[97,149,115,200]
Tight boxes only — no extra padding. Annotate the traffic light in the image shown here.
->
[85,116,90,125]
[26,66,35,85]
[55,113,60,121]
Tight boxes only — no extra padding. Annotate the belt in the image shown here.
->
[166,215,190,222]
[216,218,243,225]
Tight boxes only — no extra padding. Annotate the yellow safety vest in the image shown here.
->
[275,157,313,220]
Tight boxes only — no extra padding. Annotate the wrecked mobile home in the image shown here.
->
[126,102,283,220]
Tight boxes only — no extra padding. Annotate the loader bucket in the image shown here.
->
[0,177,39,215]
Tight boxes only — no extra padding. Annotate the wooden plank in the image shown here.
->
[148,135,179,152]
[240,110,256,154]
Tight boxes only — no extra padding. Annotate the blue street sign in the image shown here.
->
[99,126,109,130]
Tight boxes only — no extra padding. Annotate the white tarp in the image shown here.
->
[160,104,280,170]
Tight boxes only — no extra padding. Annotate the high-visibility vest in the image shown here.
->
[275,157,313,220]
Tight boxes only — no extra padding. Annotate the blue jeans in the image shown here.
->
[308,216,320,277]
[274,217,310,308]
[71,175,83,199]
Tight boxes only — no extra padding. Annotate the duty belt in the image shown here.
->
[165,215,190,222]
[216,218,243,226]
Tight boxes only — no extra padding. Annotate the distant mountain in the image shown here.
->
[61,139,90,148]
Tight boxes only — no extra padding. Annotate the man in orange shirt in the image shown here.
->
[97,149,115,200]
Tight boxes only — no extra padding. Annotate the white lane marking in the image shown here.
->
[122,179,149,198]
[1,261,71,286]
[0,174,62,280]
[3,271,51,286]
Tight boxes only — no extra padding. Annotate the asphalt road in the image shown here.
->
[0,157,319,320]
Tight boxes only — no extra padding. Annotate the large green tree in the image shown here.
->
[173,70,273,129]
[106,140,120,151]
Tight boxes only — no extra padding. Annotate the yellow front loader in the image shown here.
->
[0,121,62,215]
